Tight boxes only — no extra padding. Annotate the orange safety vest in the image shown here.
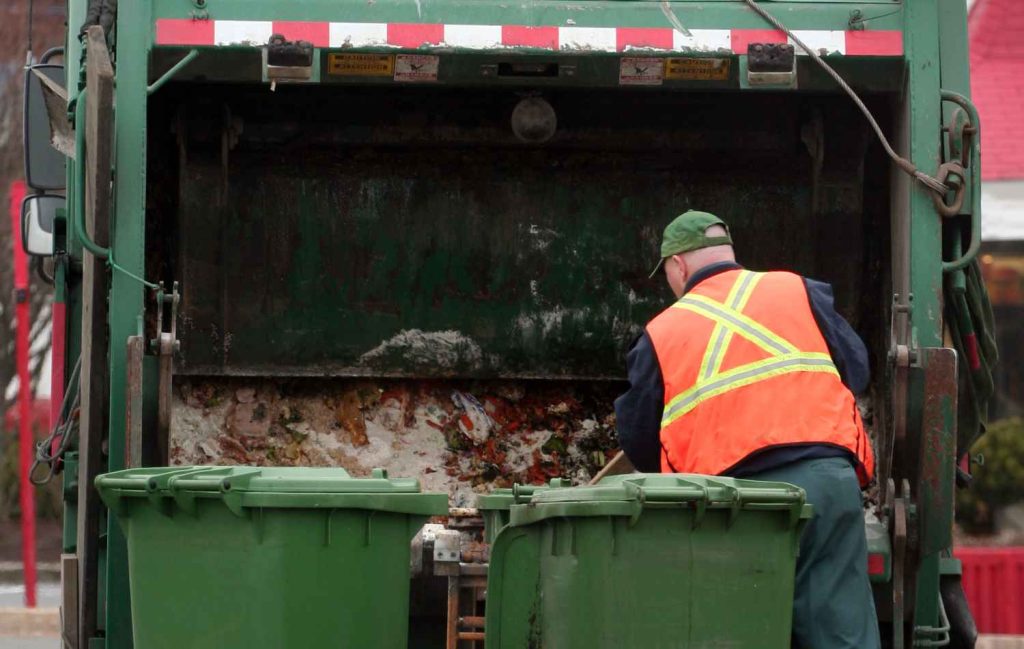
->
[646,268,875,485]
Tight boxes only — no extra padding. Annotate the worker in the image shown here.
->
[615,210,880,649]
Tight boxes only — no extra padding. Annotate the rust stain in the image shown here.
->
[336,390,370,446]
[918,349,958,553]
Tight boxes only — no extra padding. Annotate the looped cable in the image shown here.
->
[930,162,968,217]
[740,0,951,197]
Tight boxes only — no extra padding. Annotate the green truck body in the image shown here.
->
[23,0,988,646]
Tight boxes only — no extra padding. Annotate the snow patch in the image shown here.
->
[359,329,483,368]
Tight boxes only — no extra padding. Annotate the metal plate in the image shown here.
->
[160,85,884,378]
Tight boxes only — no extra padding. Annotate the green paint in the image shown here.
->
[103,0,154,645]
[151,0,902,32]
[904,0,952,639]
[56,258,79,556]
[172,86,876,378]
[62,453,79,553]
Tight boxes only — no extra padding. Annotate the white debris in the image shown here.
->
[359,329,484,369]
[451,391,494,443]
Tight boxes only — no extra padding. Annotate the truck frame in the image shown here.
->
[20,0,987,646]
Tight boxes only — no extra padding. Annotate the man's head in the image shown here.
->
[652,210,736,299]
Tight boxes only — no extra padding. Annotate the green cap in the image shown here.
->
[649,210,733,278]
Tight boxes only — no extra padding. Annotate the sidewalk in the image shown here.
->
[0,581,61,644]
[1,599,1023,648]
[982,638,1024,649]
[0,606,58,637]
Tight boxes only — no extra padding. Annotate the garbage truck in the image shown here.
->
[19,0,995,646]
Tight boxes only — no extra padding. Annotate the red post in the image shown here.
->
[8,179,37,608]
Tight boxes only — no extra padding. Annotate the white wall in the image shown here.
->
[981,181,1024,242]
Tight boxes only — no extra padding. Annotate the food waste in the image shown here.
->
[171,378,622,507]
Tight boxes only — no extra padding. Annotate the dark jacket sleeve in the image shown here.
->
[803,278,870,395]
[614,332,664,472]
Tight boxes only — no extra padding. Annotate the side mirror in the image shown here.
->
[23,63,67,190]
[21,194,63,256]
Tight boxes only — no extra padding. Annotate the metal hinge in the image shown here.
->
[152,282,180,465]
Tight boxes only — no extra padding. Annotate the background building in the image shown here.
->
[972,0,1024,419]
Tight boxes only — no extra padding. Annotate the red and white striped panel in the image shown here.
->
[154,19,903,56]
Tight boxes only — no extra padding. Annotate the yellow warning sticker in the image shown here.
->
[665,58,731,81]
[327,54,395,77]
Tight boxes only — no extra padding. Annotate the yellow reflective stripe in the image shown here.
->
[698,272,755,380]
[684,293,797,354]
[661,352,838,427]
[674,294,798,357]
[699,326,725,381]
[706,272,763,378]
[664,350,834,413]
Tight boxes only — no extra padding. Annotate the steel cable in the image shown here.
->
[741,0,950,196]
[30,355,82,485]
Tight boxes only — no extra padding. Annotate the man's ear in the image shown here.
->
[672,254,687,280]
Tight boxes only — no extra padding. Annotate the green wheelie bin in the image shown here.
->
[96,466,448,649]
[485,473,812,649]
[475,479,569,544]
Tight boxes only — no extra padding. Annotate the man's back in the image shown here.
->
[644,267,873,479]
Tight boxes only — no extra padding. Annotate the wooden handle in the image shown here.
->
[588,451,636,485]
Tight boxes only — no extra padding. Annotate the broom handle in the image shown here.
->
[588,451,635,485]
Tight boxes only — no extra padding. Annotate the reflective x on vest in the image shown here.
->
[660,271,839,428]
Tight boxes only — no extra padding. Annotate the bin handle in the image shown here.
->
[165,467,262,493]
[508,500,645,527]
[512,483,526,504]
[163,467,260,516]
[145,467,214,493]
[218,468,263,492]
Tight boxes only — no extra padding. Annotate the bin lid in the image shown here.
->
[475,478,569,511]
[508,473,811,527]
[96,466,450,517]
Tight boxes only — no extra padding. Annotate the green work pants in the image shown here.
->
[746,457,881,649]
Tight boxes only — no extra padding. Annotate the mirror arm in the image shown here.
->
[40,47,64,64]
[73,89,110,259]
[21,196,31,254]
[34,256,55,285]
